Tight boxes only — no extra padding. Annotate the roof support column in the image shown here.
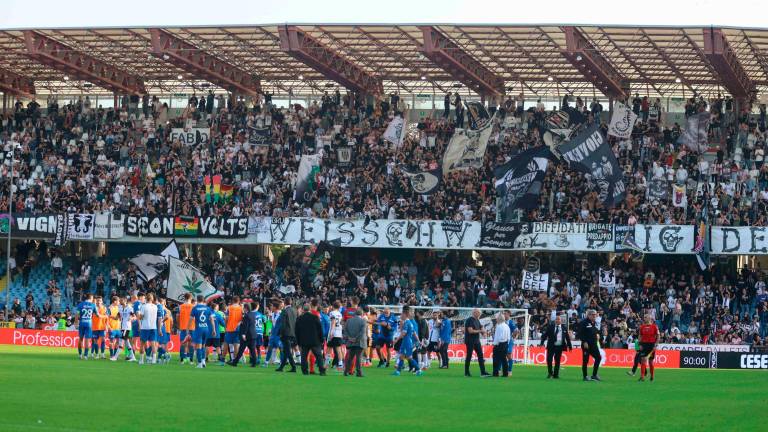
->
[23,30,145,94]
[419,26,504,98]
[561,26,627,99]
[278,25,383,95]
[702,27,756,100]
[149,29,261,96]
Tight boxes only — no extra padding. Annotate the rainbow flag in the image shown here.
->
[220,184,234,201]
[174,216,199,236]
[204,176,212,202]
[212,174,222,202]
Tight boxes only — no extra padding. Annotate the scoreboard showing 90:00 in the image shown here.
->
[680,351,712,369]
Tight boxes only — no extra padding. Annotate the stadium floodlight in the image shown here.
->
[547,76,553,81]
[177,74,183,80]
[421,75,427,80]
[367,305,531,365]
[675,77,682,83]
[63,75,69,81]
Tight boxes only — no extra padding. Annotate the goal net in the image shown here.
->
[367,305,531,365]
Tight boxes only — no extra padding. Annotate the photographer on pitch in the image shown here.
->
[578,309,602,381]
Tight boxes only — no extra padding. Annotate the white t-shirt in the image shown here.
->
[329,310,343,338]
[139,303,158,330]
[120,305,133,330]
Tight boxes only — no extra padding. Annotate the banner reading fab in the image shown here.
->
[521,270,549,292]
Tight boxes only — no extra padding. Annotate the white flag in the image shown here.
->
[442,120,493,174]
[160,239,180,259]
[672,184,688,208]
[130,254,167,282]
[167,256,223,303]
[608,103,638,139]
[521,270,549,292]
[598,268,616,291]
[383,116,406,146]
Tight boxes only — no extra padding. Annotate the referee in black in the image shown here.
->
[578,309,602,381]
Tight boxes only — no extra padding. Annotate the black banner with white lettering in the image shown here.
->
[54,214,68,247]
[715,352,768,369]
[494,146,552,222]
[477,222,523,249]
[126,215,248,238]
[557,124,626,207]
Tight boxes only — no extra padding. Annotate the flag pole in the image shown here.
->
[4,148,14,319]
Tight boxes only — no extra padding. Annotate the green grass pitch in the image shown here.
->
[0,345,766,431]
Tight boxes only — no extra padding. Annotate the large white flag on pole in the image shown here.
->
[167,256,223,303]
[383,115,406,146]
[607,103,638,139]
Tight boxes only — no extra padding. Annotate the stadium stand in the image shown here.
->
[1,24,767,353]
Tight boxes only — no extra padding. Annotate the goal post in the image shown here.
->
[367,305,531,365]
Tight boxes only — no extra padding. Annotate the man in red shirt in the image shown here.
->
[637,315,659,381]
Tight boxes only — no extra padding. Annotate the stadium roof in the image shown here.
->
[1,24,767,99]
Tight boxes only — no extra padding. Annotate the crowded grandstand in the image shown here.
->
[1,24,768,369]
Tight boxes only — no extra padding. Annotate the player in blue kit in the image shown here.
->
[374,307,396,367]
[131,293,145,359]
[76,294,97,360]
[156,298,171,364]
[250,303,266,365]
[187,295,214,368]
[263,303,282,367]
[392,306,423,376]
[504,310,520,373]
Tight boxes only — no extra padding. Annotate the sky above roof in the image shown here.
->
[0,0,764,29]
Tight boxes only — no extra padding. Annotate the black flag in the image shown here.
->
[401,167,442,195]
[465,101,490,129]
[557,124,626,207]
[494,146,553,222]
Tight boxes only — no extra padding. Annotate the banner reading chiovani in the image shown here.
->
[125,216,248,238]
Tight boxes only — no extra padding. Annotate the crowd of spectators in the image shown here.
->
[3,239,766,349]
[2,88,768,350]
[2,89,766,225]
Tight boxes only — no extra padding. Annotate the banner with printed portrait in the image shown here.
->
[557,123,626,207]
[493,146,552,221]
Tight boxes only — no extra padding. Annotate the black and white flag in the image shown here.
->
[443,118,494,174]
[557,124,626,207]
[678,111,710,153]
[383,116,406,146]
[598,267,616,290]
[336,146,353,168]
[401,167,441,195]
[248,126,272,146]
[494,146,552,222]
[607,102,638,139]
[465,101,490,129]
[67,213,95,240]
[648,178,669,201]
[54,214,69,247]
